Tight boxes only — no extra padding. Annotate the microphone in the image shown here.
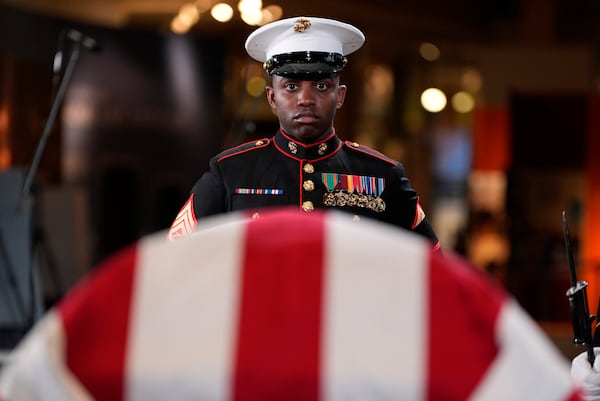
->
[66,29,101,52]
[53,30,66,74]
[22,28,101,198]
[50,29,67,103]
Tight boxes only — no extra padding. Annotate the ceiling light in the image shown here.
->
[241,9,263,25]
[211,3,234,22]
[238,0,262,13]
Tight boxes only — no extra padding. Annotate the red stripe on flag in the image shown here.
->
[232,210,325,401]
[426,253,505,401]
[58,245,138,401]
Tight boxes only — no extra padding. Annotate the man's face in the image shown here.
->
[265,74,347,143]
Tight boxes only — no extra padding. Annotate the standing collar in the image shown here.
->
[273,129,342,161]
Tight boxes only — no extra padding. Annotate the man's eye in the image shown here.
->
[316,83,328,90]
[285,83,297,90]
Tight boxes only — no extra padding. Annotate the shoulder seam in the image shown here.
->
[344,141,399,166]
[216,138,270,162]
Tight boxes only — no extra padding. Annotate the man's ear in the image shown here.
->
[265,86,276,109]
[337,84,347,109]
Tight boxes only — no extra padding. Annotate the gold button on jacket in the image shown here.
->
[303,180,315,192]
[302,201,314,212]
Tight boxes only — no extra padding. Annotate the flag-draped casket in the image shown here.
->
[0,209,583,401]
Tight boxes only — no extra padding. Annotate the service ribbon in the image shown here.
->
[321,173,385,196]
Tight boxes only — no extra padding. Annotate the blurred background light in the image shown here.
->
[451,91,475,113]
[211,3,234,22]
[419,42,440,61]
[261,5,283,24]
[172,0,282,32]
[241,9,263,25]
[238,0,262,14]
[420,88,447,112]
[246,76,266,97]
[461,68,483,93]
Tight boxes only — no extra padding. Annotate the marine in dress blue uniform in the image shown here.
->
[168,16,440,252]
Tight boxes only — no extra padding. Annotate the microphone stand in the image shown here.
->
[12,32,93,345]
[22,39,83,200]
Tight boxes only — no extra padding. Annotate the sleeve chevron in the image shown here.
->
[167,195,197,240]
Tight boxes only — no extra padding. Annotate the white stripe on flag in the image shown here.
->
[322,213,429,401]
[127,222,245,401]
[0,312,94,401]
[468,300,577,401]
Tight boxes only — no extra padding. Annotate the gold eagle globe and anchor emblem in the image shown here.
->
[293,18,312,33]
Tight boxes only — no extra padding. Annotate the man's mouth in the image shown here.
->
[294,112,318,123]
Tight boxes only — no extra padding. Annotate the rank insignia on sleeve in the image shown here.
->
[167,195,197,240]
[321,173,386,213]
[413,202,426,228]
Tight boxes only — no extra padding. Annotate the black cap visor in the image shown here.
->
[265,51,347,76]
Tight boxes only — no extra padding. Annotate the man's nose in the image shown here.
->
[297,83,316,106]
